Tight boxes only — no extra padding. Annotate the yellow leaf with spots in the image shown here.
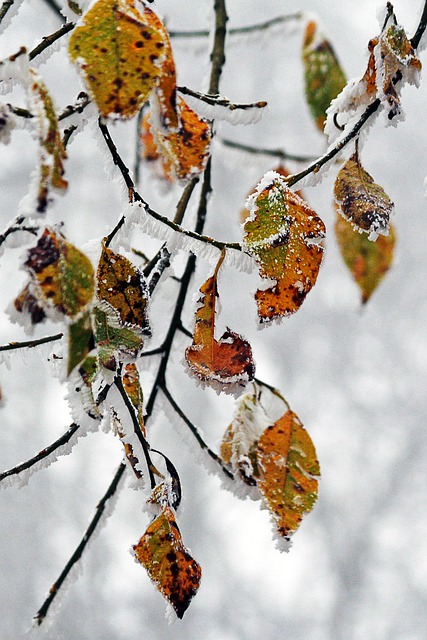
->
[185,252,255,391]
[335,208,396,303]
[24,228,94,320]
[243,171,325,323]
[133,504,201,618]
[97,242,151,334]
[68,0,168,119]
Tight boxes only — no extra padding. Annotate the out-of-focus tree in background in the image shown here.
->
[0,1,426,639]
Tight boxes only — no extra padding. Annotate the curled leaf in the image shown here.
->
[185,252,255,392]
[29,69,67,213]
[133,503,201,618]
[68,0,168,119]
[243,171,325,323]
[334,147,394,238]
[335,208,396,303]
[302,20,346,131]
[221,383,320,547]
[25,228,95,320]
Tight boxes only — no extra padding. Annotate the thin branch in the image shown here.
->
[161,385,234,479]
[29,21,75,61]
[411,0,427,48]
[114,373,156,489]
[0,332,63,352]
[62,124,77,147]
[34,461,126,626]
[169,12,303,39]
[0,422,79,484]
[0,216,39,248]
[178,323,192,339]
[177,85,267,112]
[220,137,316,163]
[41,0,66,21]
[58,92,90,121]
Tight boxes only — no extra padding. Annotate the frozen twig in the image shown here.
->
[177,85,267,112]
[220,137,316,163]
[0,332,63,352]
[169,12,303,38]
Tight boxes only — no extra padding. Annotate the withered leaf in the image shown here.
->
[185,253,255,390]
[68,0,168,119]
[243,171,325,323]
[335,209,396,303]
[25,228,94,320]
[334,148,394,237]
[29,69,67,213]
[14,283,46,326]
[302,20,346,131]
[97,243,150,334]
[133,505,201,618]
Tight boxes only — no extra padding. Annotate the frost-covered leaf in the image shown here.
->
[67,310,94,375]
[122,362,145,435]
[72,354,102,421]
[334,148,394,237]
[0,104,16,145]
[24,228,95,320]
[221,383,320,547]
[240,166,305,223]
[302,20,346,131]
[68,0,168,119]
[97,243,150,334]
[243,171,325,323]
[92,304,144,371]
[133,502,201,618]
[335,209,396,303]
[151,97,211,181]
[29,69,67,213]
[185,253,255,391]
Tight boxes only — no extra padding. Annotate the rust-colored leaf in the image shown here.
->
[122,362,145,435]
[243,171,325,323]
[25,228,94,320]
[334,146,394,237]
[185,252,255,390]
[68,0,168,119]
[97,243,150,334]
[133,505,201,618]
[335,208,396,303]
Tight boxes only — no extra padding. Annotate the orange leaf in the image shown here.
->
[133,505,201,618]
[185,252,255,391]
[243,171,325,323]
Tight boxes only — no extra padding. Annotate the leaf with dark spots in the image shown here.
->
[334,147,394,237]
[133,505,201,618]
[185,251,255,391]
[335,208,396,303]
[24,228,94,320]
[13,283,46,326]
[243,171,325,323]
[68,0,168,119]
[97,243,150,334]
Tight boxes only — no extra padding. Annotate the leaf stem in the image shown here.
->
[34,461,126,626]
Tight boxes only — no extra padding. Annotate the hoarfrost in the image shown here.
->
[180,92,267,126]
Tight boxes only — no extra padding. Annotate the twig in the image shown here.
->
[62,124,77,147]
[114,373,156,489]
[0,332,63,352]
[411,0,427,48]
[0,216,39,248]
[177,85,267,112]
[41,0,66,21]
[34,461,126,626]
[0,422,79,484]
[220,137,316,163]
[169,12,303,38]
[161,385,234,479]
[58,92,91,121]
[29,21,75,61]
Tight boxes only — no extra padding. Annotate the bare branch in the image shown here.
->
[29,21,75,61]
[0,332,63,352]
[177,85,267,112]
[0,0,14,25]
[169,12,303,39]
[220,137,316,163]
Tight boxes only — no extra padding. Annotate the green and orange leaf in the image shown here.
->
[335,208,396,304]
[243,171,325,323]
[92,304,145,371]
[221,383,320,547]
[302,20,346,131]
[68,0,168,119]
[185,252,255,391]
[133,501,201,618]
[29,69,67,213]
[122,362,145,435]
[24,228,95,320]
[334,147,394,237]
